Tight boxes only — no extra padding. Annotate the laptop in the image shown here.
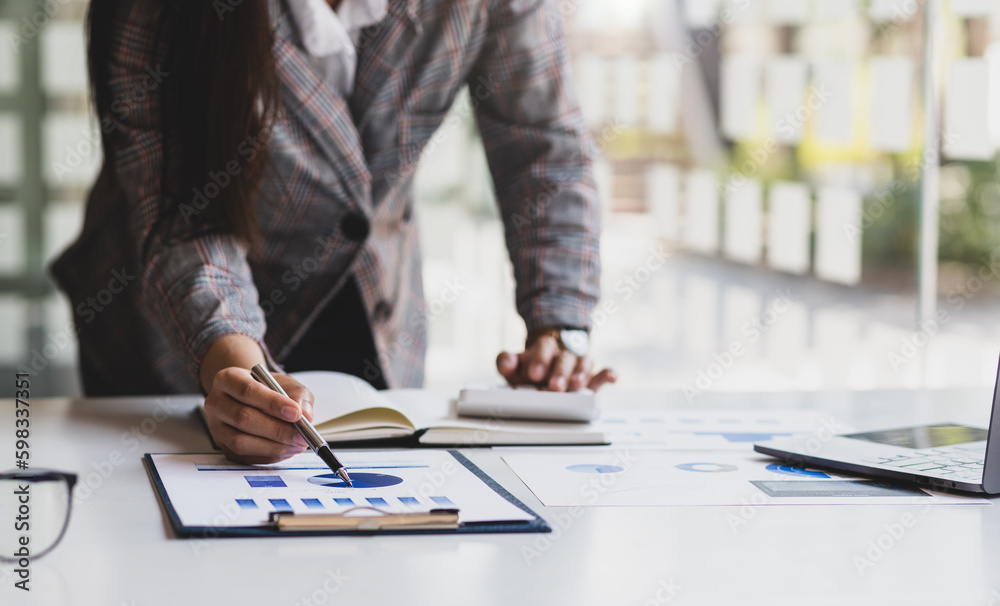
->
[753,361,1000,495]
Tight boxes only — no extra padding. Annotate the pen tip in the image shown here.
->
[335,467,353,487]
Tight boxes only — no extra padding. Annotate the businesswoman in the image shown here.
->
[52,0,614,463]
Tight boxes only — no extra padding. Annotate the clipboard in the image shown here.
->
[143,450,551,537]
[269,507,461,531]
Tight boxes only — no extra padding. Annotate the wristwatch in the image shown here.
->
[526,327,591,357]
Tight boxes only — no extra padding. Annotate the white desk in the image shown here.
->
[2,389,999,606]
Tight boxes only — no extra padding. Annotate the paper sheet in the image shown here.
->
[647,162,681,240]
[683,0,720,27]
[812,0,858,21]
[724,178,764,264]
[766,57,809,143]
[721,55,762,140]
[812,60,855,145]
[766,0,808,26]
[647,53,680,134]
[868,56,914,152]
[869,0,914,21]
[502,449,988,507]
[815,186,862,285]
[683,168,720,253]
[945,58,993,160]
[767,181,811,274]
[575,54,607,129]
[149,450,534,528]
[588,409,846,450]
[950,0,992,17]
[726,0,763,25]
[614,55,640,126]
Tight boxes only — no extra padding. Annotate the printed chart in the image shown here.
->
[502,449,987,507]
[151,450,534,528]
[591,409,849,449]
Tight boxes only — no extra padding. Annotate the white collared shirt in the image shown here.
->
[285,0,388,98]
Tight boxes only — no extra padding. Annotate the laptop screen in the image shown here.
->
[843,424,988,449]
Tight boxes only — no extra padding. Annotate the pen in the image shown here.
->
[250,364,353,487]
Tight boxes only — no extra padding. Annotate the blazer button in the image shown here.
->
[340,212,370,242]
[373,300,392,322]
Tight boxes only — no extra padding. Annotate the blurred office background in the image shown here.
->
[2,0,1000,397]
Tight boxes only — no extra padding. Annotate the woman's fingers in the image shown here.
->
[546,350,578,392]
[496,351,519,384]
[587,368,618,391]
[204,368,314,463]
[210,394,307,448]
[213,367,302,422]
[211,422,303,464]
[523,336,561,383]
[278,375,315,423]
[569,357,593,391]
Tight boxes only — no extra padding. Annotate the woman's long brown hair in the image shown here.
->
[87,0,279,250]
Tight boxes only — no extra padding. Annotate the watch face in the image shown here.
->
[560,329,590,357]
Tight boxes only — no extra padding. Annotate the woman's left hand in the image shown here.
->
[495,335,617,391]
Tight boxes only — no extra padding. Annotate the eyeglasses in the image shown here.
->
[0,470,77,561]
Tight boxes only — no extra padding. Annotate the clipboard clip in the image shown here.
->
[268,506,461,532]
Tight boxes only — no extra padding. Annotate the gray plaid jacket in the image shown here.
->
[50,0,601,394]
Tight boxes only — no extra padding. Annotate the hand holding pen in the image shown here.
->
[250,365,353,486]
[199,349,352,485]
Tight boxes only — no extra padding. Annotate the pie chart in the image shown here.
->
[307,472,404,488]
[765,463,830,478]
[566,464,625,474]
[675,462,739,473]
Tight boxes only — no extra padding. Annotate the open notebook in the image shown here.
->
[203,371,608,447]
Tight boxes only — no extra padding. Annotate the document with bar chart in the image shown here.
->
[144,450,546,536]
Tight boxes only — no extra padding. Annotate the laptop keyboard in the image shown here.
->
[862,443,986,483]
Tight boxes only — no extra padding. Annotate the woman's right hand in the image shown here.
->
[200,335,315,464]
[203,368,315,464]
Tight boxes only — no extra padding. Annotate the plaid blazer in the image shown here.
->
[50,0,601,394]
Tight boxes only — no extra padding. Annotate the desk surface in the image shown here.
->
[2,388,999,606]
